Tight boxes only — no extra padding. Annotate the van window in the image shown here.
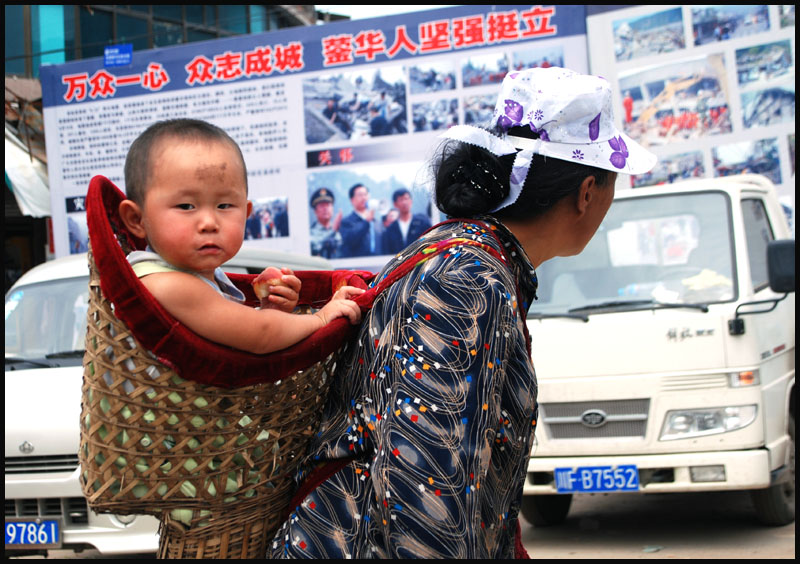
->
[741,198,774,291]
[530,192,735,313]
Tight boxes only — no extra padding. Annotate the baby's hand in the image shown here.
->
[314,296,362,326]
[253,267,301,312]
[332,285,367,301]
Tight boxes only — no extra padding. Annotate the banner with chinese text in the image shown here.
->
[41,5,589,267]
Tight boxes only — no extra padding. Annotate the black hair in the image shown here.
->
[433,125,611,221]
[348,183,367,199]
[124,118,247,206]
[392,188,411,202]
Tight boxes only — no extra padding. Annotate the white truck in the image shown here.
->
[522,174,795,527]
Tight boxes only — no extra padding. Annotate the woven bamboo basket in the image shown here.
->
[80,245,338,558]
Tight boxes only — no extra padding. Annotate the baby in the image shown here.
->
[117,119,363,354]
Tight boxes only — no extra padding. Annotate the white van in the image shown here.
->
[523,174,795,527]
[4,248,331,556]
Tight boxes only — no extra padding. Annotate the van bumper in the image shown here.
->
[524,449,770,494]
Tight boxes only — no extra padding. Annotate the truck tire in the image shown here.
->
[520,494,572,527]
[750,414,795,526]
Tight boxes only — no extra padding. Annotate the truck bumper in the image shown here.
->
[524,449,771,495]
[5,471,160,555]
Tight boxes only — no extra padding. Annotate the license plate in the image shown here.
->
[554,465,640,493]
[5,518,62,550]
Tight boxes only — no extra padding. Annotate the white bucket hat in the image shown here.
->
[441,66,657,212]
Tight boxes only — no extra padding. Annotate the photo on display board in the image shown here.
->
[779,5,795,28]
[618,53,732,148]
[691,5,770,46]
[411,98,458,133]
[510,44,564,71]
[408,61,456,94]
[712,137,782,184]
[631,150,705,188]
[463,93,496,126]
[302,66,408,145]
[461,52,509,88]
[612,7,685,63]
[67,213,89,255]
[741,84,795,129]
[306,162,431,261]
[244,197,289,240]
[735,40,793,86]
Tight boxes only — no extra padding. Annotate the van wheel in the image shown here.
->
[520,494,572,527]
[750,414,795,526]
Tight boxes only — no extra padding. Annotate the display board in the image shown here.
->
[587,5,795,234]
[40,5,589,268]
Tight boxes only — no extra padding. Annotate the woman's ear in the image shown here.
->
[118,199,147,239]
[574,175,597,217]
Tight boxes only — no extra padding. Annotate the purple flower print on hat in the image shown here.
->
[497,99,524,130]
[608,136,629,169]
[588,113,601,142]
[529,123,550,141]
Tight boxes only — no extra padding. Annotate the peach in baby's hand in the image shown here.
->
[252,267,301,312]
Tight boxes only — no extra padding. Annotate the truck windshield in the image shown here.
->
[5,277,89,366]
[529,191,735,315]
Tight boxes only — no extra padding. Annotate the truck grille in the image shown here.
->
[540,399,650,439]
[5,497,89,525]
[5,455,79,474]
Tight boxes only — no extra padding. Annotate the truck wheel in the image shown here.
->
[520,494,572,527]
[750,414,795,526]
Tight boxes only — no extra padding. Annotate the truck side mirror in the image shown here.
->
[767,239,795,294]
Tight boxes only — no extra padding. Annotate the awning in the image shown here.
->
[5,126,51,217]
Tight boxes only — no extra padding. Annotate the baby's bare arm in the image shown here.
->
[140,271,332,354]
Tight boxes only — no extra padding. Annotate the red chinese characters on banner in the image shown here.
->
[323,5,558,66]
[61,64,172,102]
[354,30,386,61]
[486,11,520,43]
[142,63,170,91]
[452,15,485,48]
[62,73,89,102]
[186,42,303,86]
[520,5,557,38]
[322,34,354,66]
[419,20,451,53]
[245,46,273,76]
[274,42,304,72]
[214,51,244,81]
[386,25,418,58]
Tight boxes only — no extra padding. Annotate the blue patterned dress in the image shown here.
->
[271,217,539,558]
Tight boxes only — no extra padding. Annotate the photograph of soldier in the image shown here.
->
[303,66,407,144]
[735,40,793,86]
[412,99,458,133]
[613,8,685,62]
[408,61,456,94]
[308,188,342,259]
[306,162,430,264]
[381,188,432,256]
[712,137,782,185]
[462,52,509,87]
[741,85,795,129]
[618,54,732,147]
[692,5,770,46]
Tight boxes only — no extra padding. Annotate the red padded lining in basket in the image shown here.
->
[85,175,374,388]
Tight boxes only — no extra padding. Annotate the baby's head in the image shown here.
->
[119,119,252,278]
[124,119,247,207]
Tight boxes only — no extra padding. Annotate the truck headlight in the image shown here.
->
[659,405,757,441]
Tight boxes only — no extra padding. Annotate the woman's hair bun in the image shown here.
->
[434,139,511,217]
